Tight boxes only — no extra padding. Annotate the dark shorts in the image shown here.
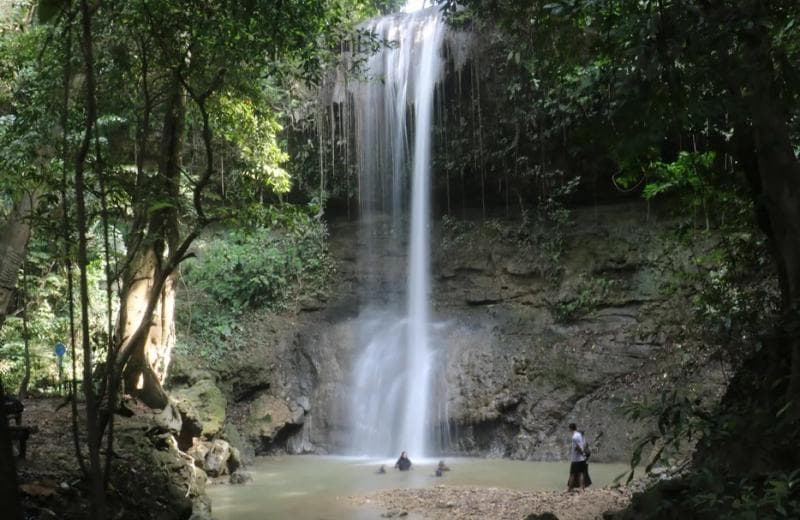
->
[570,461,588,475]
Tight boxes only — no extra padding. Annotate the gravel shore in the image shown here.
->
[351,485,632,519]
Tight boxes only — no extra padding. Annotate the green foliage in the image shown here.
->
[689,233,779,359]
[441,0,800,234]
[553,273,614,323]
[650,211,779,367]
[622,390,713,484]
[183,207,331,312]
[176,203,333,361]
[643,152,715,201]
[687,469,800,519]
[0,23,62,205]
[0,224,118,394]
[208,91,291,194]
[642,151,730,230]
[518,175,580,265]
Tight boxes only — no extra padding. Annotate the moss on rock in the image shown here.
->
[244,394,295,442]
[173,379,227,438]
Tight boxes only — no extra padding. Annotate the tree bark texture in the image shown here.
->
[0,193,36,332]
[119,74,184,408]
[118,249,175,409]
[743,24,800,399]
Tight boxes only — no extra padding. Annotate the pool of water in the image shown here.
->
[207,456,630,520]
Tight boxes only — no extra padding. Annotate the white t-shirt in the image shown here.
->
[571,431,586,462]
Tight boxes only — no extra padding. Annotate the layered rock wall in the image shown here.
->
[171,202,727,462]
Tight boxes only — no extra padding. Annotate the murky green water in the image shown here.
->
[207,456,630,520]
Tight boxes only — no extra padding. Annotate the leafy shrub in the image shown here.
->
[518,175,580,265]
[182,205,331,313]
[0,228,115,395]
[176,203,333,361]
[688,470,800,519]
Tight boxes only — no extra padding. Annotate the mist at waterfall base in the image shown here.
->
[339,7,447,459]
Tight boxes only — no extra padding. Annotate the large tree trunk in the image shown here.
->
[700,17,800,476]
[744,25,800,399]
[118,248,175,409]
[748,100,800,400]
[119,74,184,408]
[0,193,36,332]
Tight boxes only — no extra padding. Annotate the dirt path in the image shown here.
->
[352,485,631,519]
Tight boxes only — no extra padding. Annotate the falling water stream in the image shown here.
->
[344,6,446,458]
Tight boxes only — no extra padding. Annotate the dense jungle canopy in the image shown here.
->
[1,0,799,518]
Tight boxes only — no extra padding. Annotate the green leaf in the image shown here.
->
[147,201,176,214]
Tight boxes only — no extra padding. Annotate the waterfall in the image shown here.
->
[339,6,446,458]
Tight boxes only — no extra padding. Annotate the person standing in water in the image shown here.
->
[395,451,412,471]
[567,423,590,490]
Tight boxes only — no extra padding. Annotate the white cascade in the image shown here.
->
[344,7,446,458]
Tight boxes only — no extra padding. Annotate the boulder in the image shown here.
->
[204,439,233,477]
[244,394,296,443]
[227,446,242,473]
[221,423,254,464]
[229,470,253,485]
[172,379,227,438]
[175,399,203,450]
[187,439,236,477]
[155,402,183,434]
[187,441,210,469]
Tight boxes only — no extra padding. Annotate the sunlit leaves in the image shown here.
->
[210,93,291,193]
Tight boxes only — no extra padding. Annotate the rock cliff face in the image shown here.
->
[171,201,728,462]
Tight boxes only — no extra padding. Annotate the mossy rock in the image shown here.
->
[173,379,227,438]
[244,394,294,441]
[221,422,254,463]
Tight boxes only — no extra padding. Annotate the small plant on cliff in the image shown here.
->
[553,273,614,322]
[622,390,714,483]
[517,175,580,270]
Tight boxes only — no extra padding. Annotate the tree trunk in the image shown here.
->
[76,2,107,515]
[747,92,800,399]
[742,21,800,398]
[17,263,30,399]
[0,379,23,520]
[119,74,184,408]
[0,193,36,332]
[118,248,174,409]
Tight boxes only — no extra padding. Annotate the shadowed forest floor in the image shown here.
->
[11,397,201,519]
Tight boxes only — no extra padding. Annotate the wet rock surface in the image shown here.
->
[172,379,227,439]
